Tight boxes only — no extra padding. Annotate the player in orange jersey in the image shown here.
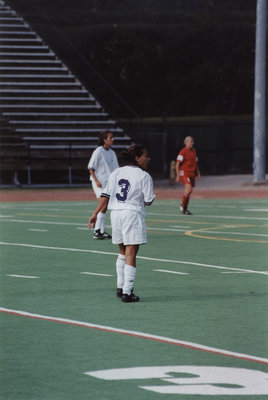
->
[176,136,201,215]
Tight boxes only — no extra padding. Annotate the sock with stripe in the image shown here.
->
[116,254,126,289]
[123,264,136,296]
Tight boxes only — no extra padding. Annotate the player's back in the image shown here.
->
[105,165,154,212]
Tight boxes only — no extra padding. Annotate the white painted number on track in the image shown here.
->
[85,366,268,395]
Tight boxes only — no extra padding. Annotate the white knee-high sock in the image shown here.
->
[95,212,102,231]
[123,264,136,295]
[116,254,126,289]
[95,212,105,232]
[99,212,106,233]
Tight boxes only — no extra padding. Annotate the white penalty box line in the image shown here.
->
[0,241,267,275]
[0,307,267,366]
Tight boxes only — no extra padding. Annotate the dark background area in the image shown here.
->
[6,0,262,119]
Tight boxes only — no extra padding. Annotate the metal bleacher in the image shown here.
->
[0,0,132,185]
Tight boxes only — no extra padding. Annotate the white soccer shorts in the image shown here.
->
[92,180,106,199]
[110,209,147,245]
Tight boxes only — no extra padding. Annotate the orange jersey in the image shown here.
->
[176,147,198,173]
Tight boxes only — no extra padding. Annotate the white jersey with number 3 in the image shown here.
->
[101,165,155,213]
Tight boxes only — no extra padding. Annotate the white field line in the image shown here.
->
[200,230,268,238]
[0,307,267,365]
[147,212,268,221]
[244,209,268,212]
[148,227,187,232]
[220,272,251,274]
[154,269,189,275]
[29,228,48,232]
[7,274,39,279]
[0,241,267,275]
[196,215,268,221]
[170,225,191,229]
[80,272,113,277]
[0,218,86,226]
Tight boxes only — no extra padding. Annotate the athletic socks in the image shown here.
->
[95,212,106,233]
[181,194,190,210]
[116,254,126,289]
[123,264,136,295]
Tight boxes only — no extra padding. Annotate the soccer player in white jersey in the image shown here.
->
[88,144,155,302]
[87,130,119,239]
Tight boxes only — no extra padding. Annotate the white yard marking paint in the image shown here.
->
[170,225,191,229]
[85,366,268,395]
[7,274,39,279]
[76,227,89,230]
[29,228,48,232]
[0,241,267,275]
[148,227,187,232]
[244,208,268,212]
[0,218,86,226]
[154,269,189,275]
[0,307,267,365]
[147,211,268,220]
[220,272,250,274]
[0,215,13,218]
[200,230,268,238]
[80,272,113,277]
[197,215,268,221]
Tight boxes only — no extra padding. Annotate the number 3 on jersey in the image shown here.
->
[116,179,131,202]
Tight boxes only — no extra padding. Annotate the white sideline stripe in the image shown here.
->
[154,269,188,275]
[148,227,187,232]
[220,272,250,274]
[245,208,268,212]
[29,228,48,232]
[0,215,13,217]
[0,218,86,226]
[148,212,268,221]
[0,241,267,275]
[197,215,268,221]
[201,230,268,238]
[7,274,39,279]
[171,225,191,229]
[80,272,113,277]
[0,306,267,365]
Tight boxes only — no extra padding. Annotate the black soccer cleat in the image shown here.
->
[183,209,192,215]
[93,229,104,239]
[102,231,112,239]
[116,288,123,298]
[122,292,140,303]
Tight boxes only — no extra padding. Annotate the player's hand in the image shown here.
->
[88,215,96,230]
[96,180,102,188]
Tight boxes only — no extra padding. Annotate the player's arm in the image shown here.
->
[88,196,109,229]
[89,169,102,187]
[176,160,181,183]
[142,174,156,206]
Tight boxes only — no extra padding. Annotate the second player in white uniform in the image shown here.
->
[87,130,119,239]
[88,144,155,302]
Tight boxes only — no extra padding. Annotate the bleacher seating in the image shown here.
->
[0,0,132,185]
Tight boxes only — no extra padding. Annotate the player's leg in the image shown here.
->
[122,244,140,302]
[92,183,111,239]
[116,244,126,298]
[180,182,192,214]
[91,182,104,238]
[98,202,112,239]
